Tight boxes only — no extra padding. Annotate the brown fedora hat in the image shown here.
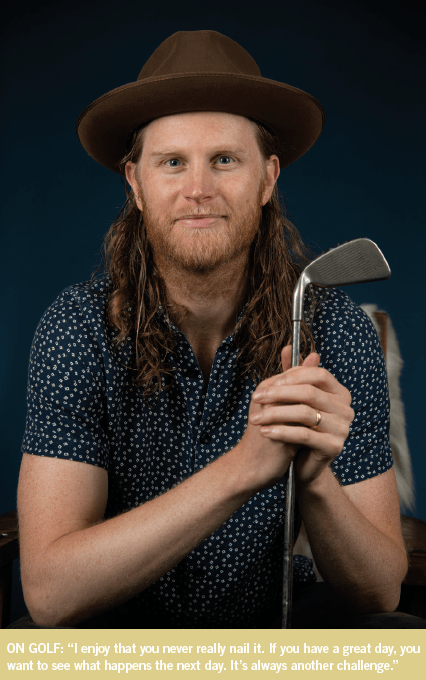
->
[77,30,325,173]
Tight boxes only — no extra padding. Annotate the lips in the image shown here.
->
[175,215,224,228]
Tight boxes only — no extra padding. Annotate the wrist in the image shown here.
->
[220,440,264,498]
[296,465,339,505]
[221,437,288,499]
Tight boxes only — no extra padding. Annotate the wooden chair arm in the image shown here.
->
[401,515,426,586]
[0,511,19,567]
[0,510,19,628]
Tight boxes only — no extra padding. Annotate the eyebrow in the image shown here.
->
[149,147,248,157]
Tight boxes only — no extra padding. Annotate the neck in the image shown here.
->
[156,253,249,381]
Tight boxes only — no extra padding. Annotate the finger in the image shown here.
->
[251,348,300,396]
[281,346,320,371]
[259,424,346,460]
[250,403,325,429]
[252,383,353,414]
[253,348,319,394]
[255,408,351,444]
[279,365,351,398]
[251,401,350,435]
[281,344,308,371]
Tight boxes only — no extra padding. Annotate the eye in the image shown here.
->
[165,158,181,167]
[217,156,233,165]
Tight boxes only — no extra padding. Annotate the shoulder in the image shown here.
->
[313,290,393,483]
[43,274,110,318]
[33,275,111,341]
[312,288,382,360]
[311,288,387,400]
[28,274,121,376]
[312,287,375,334]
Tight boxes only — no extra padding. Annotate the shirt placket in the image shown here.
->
[177,336,237,613]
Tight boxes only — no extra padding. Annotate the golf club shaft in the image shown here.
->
[282,320,301,628]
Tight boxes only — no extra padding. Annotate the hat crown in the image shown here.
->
[137,30,262,80]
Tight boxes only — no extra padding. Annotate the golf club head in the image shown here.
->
[292,238,391,322]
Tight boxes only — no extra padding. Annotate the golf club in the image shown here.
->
[282,237,391,628]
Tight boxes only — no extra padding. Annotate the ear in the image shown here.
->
[261,155,280,206]
[125,162,143,211]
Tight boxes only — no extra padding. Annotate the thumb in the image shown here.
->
[281,346,320,373]
[281,345,292,372]
[302,351,320,368]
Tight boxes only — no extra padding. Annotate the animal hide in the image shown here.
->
[360,304,414,512]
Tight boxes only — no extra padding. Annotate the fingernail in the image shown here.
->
[250,413,261,423]
[252,391,264,401]
[261,426,272,434]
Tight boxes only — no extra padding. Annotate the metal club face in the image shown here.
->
[292,238,391,322]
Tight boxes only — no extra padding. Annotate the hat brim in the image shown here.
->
[77,72,325,173]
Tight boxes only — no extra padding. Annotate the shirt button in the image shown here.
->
[200,432,211,445]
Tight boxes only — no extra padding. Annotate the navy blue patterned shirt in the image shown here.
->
[22,276,393,627]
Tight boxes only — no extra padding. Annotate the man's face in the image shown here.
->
[126,112,279,274]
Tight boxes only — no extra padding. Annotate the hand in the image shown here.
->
[237,367,299,492]
[248,345,354,490]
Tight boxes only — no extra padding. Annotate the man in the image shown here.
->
[17,30,412,629]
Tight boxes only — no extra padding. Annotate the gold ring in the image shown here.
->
[310,411,322,429]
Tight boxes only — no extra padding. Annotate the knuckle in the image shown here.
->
[317,367,330,384]
[332,440,344,457]
[299,427,310,444]
[341,423,351,440]
[305,384,316,402]
[334,417,351,441]
[302,404,313,421]
[327,437,343,458]
[258,376,273,390]
[340,406,354,426]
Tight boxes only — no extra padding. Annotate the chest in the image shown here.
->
[104,338,253,508]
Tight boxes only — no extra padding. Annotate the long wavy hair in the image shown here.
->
[102,119,316,397]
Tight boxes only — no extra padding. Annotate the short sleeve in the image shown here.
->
[21,286,110,469]
[312,289,393,485]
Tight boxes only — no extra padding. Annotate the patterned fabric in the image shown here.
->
[22,276,393,627]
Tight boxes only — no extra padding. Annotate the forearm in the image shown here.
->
[297,468,408,613]
[22,448,254,627]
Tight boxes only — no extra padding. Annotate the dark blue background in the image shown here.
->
[1,0,424,615]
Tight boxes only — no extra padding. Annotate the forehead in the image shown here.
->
[141,111,260,152]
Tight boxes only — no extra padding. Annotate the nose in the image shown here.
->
[182,162,216,203]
